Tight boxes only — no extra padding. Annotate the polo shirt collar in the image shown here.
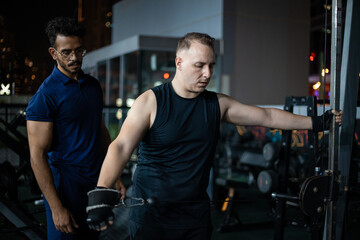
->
[51,65,85,85]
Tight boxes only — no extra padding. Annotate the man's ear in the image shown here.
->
[48,47,57,60]
[175,57,182,71]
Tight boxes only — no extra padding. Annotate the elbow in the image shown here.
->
[29,156,40,170]
[29,152,48,170]
[263,108,276,128]
[108,140,134,162]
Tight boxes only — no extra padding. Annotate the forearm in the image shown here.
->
[30,156,62,211]
[97,141,131,188]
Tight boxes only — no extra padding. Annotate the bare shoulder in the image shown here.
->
[137,89,156,101]
[127,89,157,128]
[216,93,236,118]
[216,93,231,105]
[131,90,156,112]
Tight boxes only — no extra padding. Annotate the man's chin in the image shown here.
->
[68,66,81,74]
[63,67,81,77]
[196,86,207,92]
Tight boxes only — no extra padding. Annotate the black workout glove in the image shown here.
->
[311,109,333,133]
[86,187,122,231]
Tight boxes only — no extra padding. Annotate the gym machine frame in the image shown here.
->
[272,96,326,240]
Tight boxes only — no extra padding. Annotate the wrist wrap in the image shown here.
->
[311,109,333,133]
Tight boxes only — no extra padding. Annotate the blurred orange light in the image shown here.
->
[313,81,321,90]
[309,56,314,61]
[163,73,170,79]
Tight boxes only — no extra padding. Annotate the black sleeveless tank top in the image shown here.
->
[130,82,220,228]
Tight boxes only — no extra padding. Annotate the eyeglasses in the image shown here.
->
[52,47,87,60]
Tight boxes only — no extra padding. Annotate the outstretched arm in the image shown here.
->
[217,93,342,129]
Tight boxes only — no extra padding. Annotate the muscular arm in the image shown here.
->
[27,120,77,233]
[97,90,156,188]
[218,93,312,130]
[27,121,60,208]
[101,116,126,193]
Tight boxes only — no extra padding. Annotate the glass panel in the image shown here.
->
[83,66,97,78]
[97,61,106,103]
[140,50,176,92]
[123,51,139,107]
[103,107,130,141]
[103,57,121,140]
[109,57,120,105]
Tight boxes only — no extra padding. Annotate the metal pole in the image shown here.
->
[337,0,360,238]
[325,0,342,239]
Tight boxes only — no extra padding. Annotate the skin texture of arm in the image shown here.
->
[101,116,126,194]
[27,120,78,233]
[218,93,312,129]
[217,93,342,128]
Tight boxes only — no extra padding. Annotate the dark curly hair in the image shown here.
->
[176,32,215,54]
[45,17,86,47]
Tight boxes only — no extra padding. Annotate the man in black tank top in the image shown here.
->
[86,33,342,240]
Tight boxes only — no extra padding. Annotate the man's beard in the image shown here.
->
[58,59,82,76]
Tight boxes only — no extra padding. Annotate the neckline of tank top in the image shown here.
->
[168,81,205,101]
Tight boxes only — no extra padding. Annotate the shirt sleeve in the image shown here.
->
[26,90,56,122]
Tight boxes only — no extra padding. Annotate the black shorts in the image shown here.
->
[129,220,213,240]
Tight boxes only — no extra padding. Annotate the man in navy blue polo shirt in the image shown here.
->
[26,17,125,240]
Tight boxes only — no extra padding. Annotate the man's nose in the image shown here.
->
[69,51,78,60]
[69,50,84,61]
[203,66,211,78]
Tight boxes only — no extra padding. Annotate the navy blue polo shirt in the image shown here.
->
[26,66,104,179]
